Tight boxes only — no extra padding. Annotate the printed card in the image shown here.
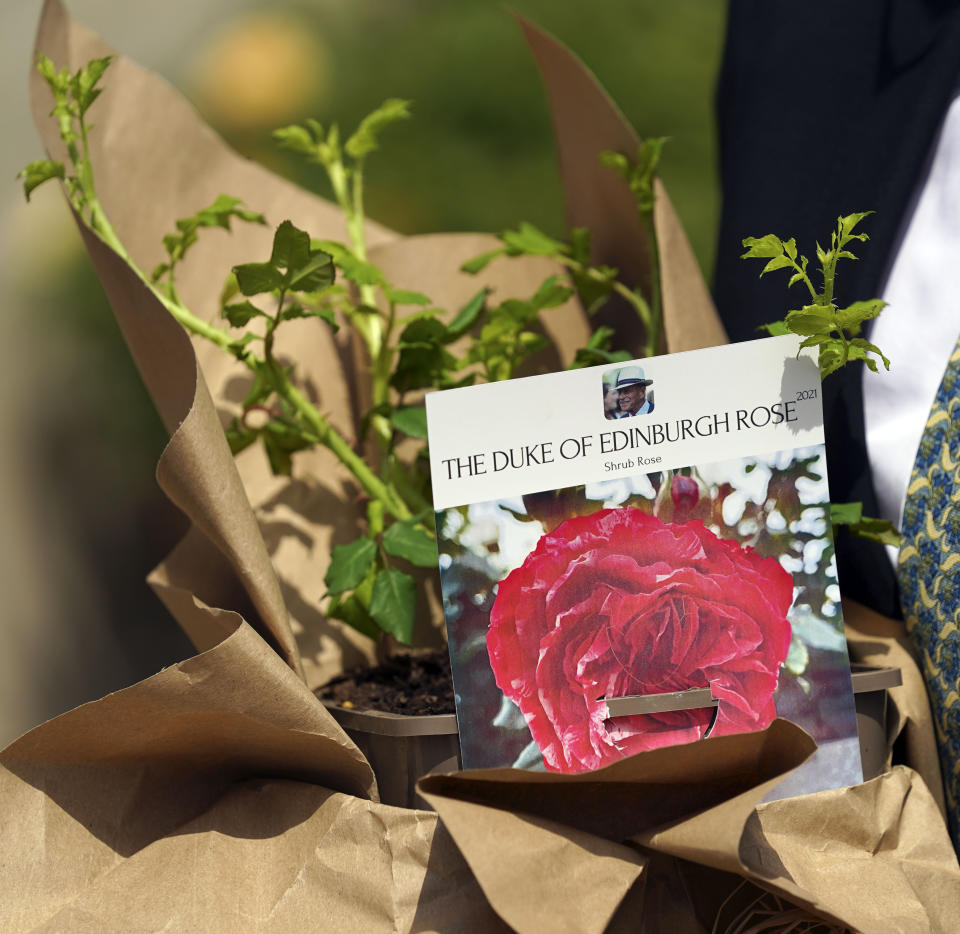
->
[426,335,863,797]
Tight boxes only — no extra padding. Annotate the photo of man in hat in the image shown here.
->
[607,365,654,418]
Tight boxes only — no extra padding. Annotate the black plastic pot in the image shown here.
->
[326,663,901,809]
[324,703,460,809]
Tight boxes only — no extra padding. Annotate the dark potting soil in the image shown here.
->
[316,649,456,715]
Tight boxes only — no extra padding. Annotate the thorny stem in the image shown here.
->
[638,211,662,355]
[73,148,411,519]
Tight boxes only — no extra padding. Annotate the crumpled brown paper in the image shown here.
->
[5,1,959,930]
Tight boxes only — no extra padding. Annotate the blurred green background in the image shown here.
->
[0,0,725,745]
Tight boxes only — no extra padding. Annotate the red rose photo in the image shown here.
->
[436,447,863,796]
[487,509,793,772]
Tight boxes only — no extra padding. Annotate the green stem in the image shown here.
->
[639,212,662,355]
[612,279,655,355]
[349,162,367,261]
[325,156,383,361]
[793,261,817,301]
[282,382,410,521]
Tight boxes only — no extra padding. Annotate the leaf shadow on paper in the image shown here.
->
[780,353,823,436]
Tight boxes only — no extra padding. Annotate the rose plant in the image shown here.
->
[22,37,892,731]
[21,53,663,657]
[487,508,793,773]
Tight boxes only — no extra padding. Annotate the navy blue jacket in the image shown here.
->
[714,0,960,617]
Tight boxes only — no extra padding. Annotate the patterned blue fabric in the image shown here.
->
[898,337,960,852]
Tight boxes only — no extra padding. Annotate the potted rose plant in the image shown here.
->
[22,26,680,802]
[22,5,899,808]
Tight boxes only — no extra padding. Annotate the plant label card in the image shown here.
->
[426,335,863,797]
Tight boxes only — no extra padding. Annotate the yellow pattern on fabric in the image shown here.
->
[898,331,960,854]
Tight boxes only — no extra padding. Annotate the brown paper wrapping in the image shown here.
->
[5,1,958,930]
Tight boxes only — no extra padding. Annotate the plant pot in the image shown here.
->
[851,664,902,780]
[326,663,901,809]
[324,703,460,809]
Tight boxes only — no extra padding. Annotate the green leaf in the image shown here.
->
[830,501,863,526]
[390,405,428,439]
[386,288,431,306]
[741,234,783,259]
[270,220,311,271]
[446,288,487,339]
[850,337,891,371]
[36,54,64,91]
[400,317,449,345]
[568,325,631,369]
[278,302,339,330]
[225,418,258,456]
[233,262,283,296]
[345,99,412,159]
[74,56,113,115]
[835,299,886,334]
[783,238,797,261]
[220,271,240,307]
[460,247,505,275]
[502,222,567,257]
[223,300,266,328]
[839,212,872,242]
[369,568,417,644]
[391,344,457,392]
[262,434,294,476]
[324,538,378,594]
[850,516,900,547]
[272,124,317,157]
[530,275,573,310]
[569,227,592,265]
[382,520,438,567]
[327,594,379,641]
[17,159,65,200]
[819,346,846,379]
[761,254,795,276]
[336,253,385,287]
[599,151,629,175]
[784,305,835,337]
[758,320,790,336]
[289,251,335,292]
